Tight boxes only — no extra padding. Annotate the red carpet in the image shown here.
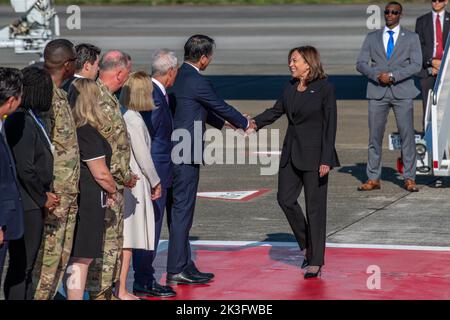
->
[143,242,450,300]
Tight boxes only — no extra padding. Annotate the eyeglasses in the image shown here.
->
[432,0,446,3]
[384,10,401,15]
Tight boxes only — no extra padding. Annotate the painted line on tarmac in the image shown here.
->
[196,189,270,201]
[157,240,450,252]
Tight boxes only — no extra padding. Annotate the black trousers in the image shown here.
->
[167,164,200,274]
[277,161,328,266]
[133,187,173,285]
[3,209,44,300]
[420,75,436,132]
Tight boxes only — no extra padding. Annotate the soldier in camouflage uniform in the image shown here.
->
[85,50,136,300]
[33,39,80,300]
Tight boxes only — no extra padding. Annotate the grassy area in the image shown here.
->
[0,0,433,5]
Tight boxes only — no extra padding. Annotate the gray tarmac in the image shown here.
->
[1,4,450,300]
[0,3,432,73]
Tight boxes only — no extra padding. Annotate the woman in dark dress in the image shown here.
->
[64,78,116,300]
[252,46,340,279]
[4,67,59,299]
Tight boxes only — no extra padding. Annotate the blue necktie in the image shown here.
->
[386,30,394,60]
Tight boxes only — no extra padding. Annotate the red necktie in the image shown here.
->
[436,14,444,60]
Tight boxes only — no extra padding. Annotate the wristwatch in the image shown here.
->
[388,72,395,83]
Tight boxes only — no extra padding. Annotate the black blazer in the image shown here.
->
[4,108,54,211]
[415,11,450,77]
[254,78,340,171]
[171,63,248,164]
[0,128,24,241]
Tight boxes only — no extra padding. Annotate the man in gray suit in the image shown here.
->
[356,1,422,192]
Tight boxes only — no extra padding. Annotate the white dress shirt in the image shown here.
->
[433,10,445,58]
[185,62,200,73]
[383,24,401,53]
[0,119,5,144]
[152,78,167,96]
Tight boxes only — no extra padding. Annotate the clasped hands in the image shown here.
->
[224,114,258,136]
[106,172,140,207]
[44,192,60,214]
[377,72,393,86]
[124,172,139,189]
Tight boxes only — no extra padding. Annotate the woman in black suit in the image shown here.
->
[253,46,339,279]
[4,67,59,299]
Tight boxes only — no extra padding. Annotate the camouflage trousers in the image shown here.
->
[86,190,124,299]
[33,193,78,300]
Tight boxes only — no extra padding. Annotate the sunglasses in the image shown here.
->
[432,0,446,3]
[384,10,401,15]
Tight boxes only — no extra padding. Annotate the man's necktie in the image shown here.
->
[386,30,395,60]
[436,14,444,60]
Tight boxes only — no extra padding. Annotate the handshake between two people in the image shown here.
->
[224,114,258,136]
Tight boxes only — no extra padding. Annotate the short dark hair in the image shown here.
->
[20,67,53,113]
[184,35,215,63]
[44,39,76,72]
[386,1,402,12]
[75,43,101,72]
[0,67,23,106]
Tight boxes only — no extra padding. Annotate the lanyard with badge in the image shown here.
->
[28,109,55,154]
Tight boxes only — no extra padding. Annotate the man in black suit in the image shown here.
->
[0,67,24,286]
[62,43,101,92]
[167,35,255,285]
[415,0,450,132]
[133,49,178,297]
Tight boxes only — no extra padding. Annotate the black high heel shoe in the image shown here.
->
[301,258,309,269]
[304,266,322,279]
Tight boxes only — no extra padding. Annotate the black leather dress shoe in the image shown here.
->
[166,271,211,285]
[133,281,176,297]
[188,264,215,280]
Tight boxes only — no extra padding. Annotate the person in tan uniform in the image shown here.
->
[86,50,138,300]
[33,39,80,300]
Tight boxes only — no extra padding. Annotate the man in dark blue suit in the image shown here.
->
[166,35,256,285]
[0,67,24,285]
[133,49,178,297]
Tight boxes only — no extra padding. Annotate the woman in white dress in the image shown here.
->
[117,72,161,300]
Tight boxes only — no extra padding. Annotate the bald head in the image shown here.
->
[99,50,132,93]
[99,50,130,72]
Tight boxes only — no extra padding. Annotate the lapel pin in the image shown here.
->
[401,33,405,36]
[310,90,315,93]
